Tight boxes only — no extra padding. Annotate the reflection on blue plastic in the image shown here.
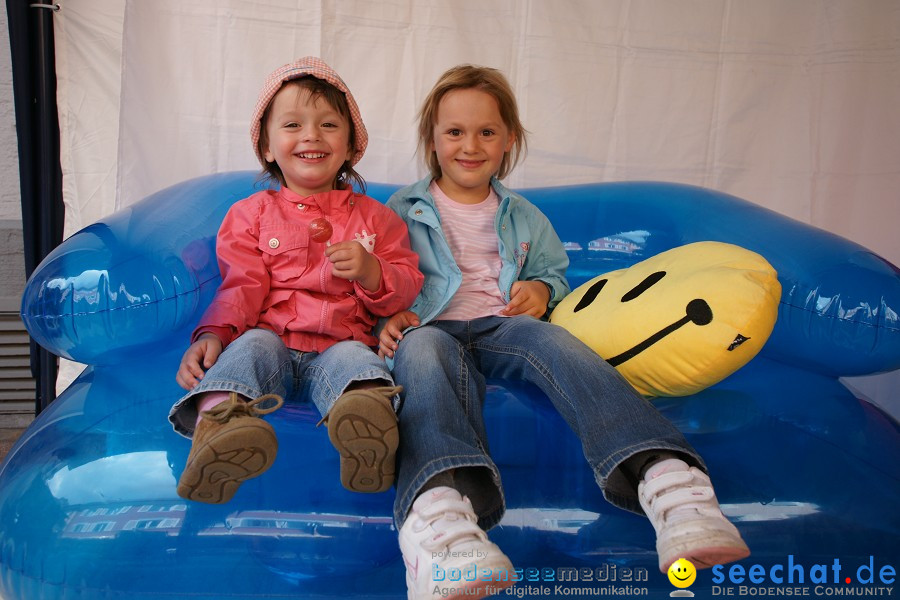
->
[2,173,899,599]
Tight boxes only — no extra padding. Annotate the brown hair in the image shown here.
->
[256,76,366,192]
[417,64,528,180]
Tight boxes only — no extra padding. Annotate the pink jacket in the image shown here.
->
[194,186,423,352]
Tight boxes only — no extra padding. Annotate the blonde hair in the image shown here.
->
[417,65,527,180]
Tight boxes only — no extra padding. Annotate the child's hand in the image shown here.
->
[501,280,551,318]
[377,310,420,358]
[175,333,223,390]
[325,240,382,291]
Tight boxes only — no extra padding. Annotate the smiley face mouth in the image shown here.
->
[671,571,693,581]
[606,298,713,367]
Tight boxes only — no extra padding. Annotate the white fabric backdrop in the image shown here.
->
[52,0,899,406]
[55,0,900,264]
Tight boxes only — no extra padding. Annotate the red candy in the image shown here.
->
[308,218,333,243]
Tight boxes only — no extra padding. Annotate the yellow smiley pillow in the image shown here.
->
[550,241,781,397]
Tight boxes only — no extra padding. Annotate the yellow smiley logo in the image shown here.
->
[667,558,697,588]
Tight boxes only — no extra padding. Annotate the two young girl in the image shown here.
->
[170,57,749,599]
[377,65,750,599]
[170,57,423,502]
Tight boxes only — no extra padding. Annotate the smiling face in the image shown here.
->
[667,558,697,588]
[430,88,515,204]
[549,242,781,397]
[262,84,353,196]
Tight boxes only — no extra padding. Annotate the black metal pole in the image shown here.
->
[6,0,65,414]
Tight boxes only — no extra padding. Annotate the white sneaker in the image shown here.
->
[638,458,750,572]
[399,486,515,600]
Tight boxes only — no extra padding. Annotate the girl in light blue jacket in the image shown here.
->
[378,64,749,600]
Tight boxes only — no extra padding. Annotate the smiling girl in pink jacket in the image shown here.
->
[168,57,423,504]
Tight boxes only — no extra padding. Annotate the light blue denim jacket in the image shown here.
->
[385,176,570,330]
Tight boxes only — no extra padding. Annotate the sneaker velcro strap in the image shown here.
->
[653,486,716,517]
[421,517,488,553]
[418,497,479,523]
[641,470,716,517]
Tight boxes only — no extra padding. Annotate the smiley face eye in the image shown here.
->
[573,270,669,313]
[573,279,607,313]
[621,271,666,302]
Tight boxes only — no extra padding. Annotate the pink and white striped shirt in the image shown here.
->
[430,182,508,321]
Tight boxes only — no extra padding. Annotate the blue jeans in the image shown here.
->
[391,316,703,529]
[168,328,397,437]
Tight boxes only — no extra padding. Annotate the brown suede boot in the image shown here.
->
[323,386,401,493]
[177,392,283,504]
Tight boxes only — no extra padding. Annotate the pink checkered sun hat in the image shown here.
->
[250,56,368,166]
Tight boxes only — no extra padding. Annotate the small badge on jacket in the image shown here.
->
[354,230,376,253]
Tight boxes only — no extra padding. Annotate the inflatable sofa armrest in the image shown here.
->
[20,172,260,365]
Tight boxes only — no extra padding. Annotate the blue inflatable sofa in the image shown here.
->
[2,172,898,599]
